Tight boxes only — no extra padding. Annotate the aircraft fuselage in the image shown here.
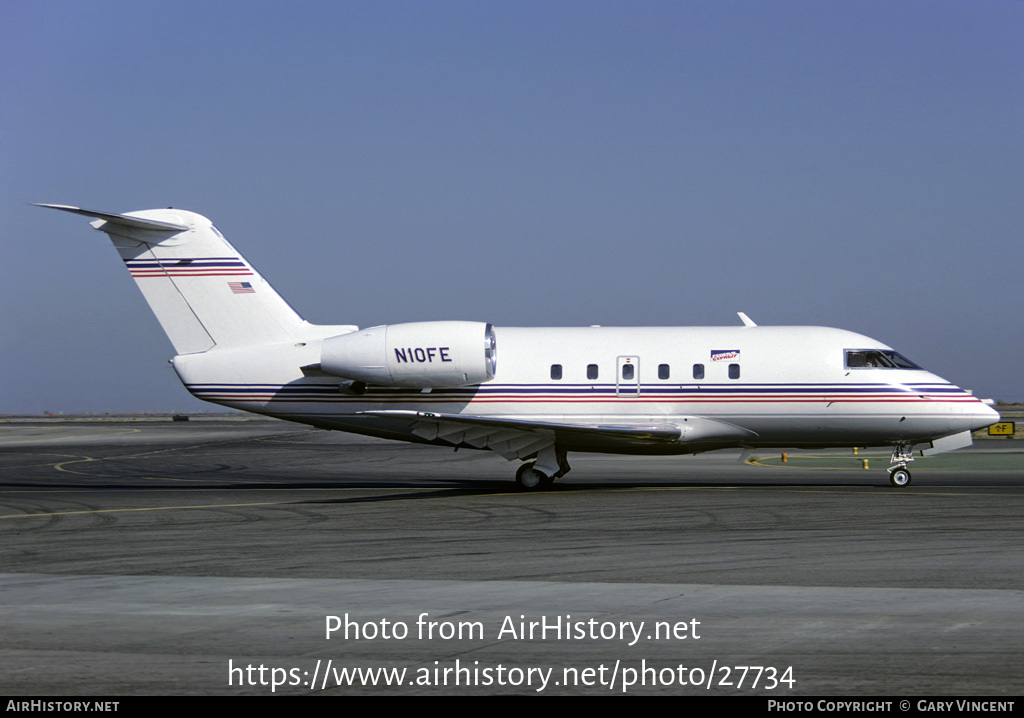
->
[172,324,994,454]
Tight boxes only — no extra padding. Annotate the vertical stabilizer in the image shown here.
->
[39,205,306,354]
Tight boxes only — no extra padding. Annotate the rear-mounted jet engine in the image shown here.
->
[320,321,497,388]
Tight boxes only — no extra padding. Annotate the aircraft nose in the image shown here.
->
[957,402,1000,432]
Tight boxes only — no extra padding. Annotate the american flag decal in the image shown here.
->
[228,282,255,294]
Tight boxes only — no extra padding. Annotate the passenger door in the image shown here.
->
[616,356,640,397]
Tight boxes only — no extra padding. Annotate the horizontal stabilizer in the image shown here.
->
[36,204,189,232]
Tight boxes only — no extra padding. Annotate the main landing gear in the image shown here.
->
[514,446,571,490]
[515,462,554,490]
[888,443,914,488]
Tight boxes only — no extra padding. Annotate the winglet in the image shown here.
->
[737,312,757,327]
[35,204,190,232]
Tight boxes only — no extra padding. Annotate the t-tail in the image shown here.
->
[38,204,321,353]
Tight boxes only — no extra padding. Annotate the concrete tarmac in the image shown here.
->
[1,420,1022,695]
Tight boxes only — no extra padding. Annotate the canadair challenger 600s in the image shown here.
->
[41,204,999,489]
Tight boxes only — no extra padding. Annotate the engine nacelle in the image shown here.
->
[320,321,497,388]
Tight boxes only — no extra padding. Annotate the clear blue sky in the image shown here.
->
[3,0,1022,412]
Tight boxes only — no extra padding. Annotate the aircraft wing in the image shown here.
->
[361,410,755,462]
[361,410,679,460]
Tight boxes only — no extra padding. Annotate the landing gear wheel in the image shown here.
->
[889,468,912,487]
[515,462,554,490]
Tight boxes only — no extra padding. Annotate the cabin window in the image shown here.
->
[587,364,599,380]
[658,364,670,380]
[729,363,740,379]
[551,364,562,380]
[622,364,635,380]
[845,350,921,369]
[693,364,704,380]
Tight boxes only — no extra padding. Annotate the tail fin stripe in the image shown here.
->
[126,256,254,278]
[129,270,254,277]
[125,257,246,265]
[125,258,249,268]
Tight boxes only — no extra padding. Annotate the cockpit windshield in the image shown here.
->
[845,349,921,370]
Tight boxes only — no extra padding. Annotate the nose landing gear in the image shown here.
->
[888,443,914,487]
[888,467,912,487]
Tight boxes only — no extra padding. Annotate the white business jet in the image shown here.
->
[40,204,999,489]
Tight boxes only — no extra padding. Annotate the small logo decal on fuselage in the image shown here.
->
[711,350,739,362]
